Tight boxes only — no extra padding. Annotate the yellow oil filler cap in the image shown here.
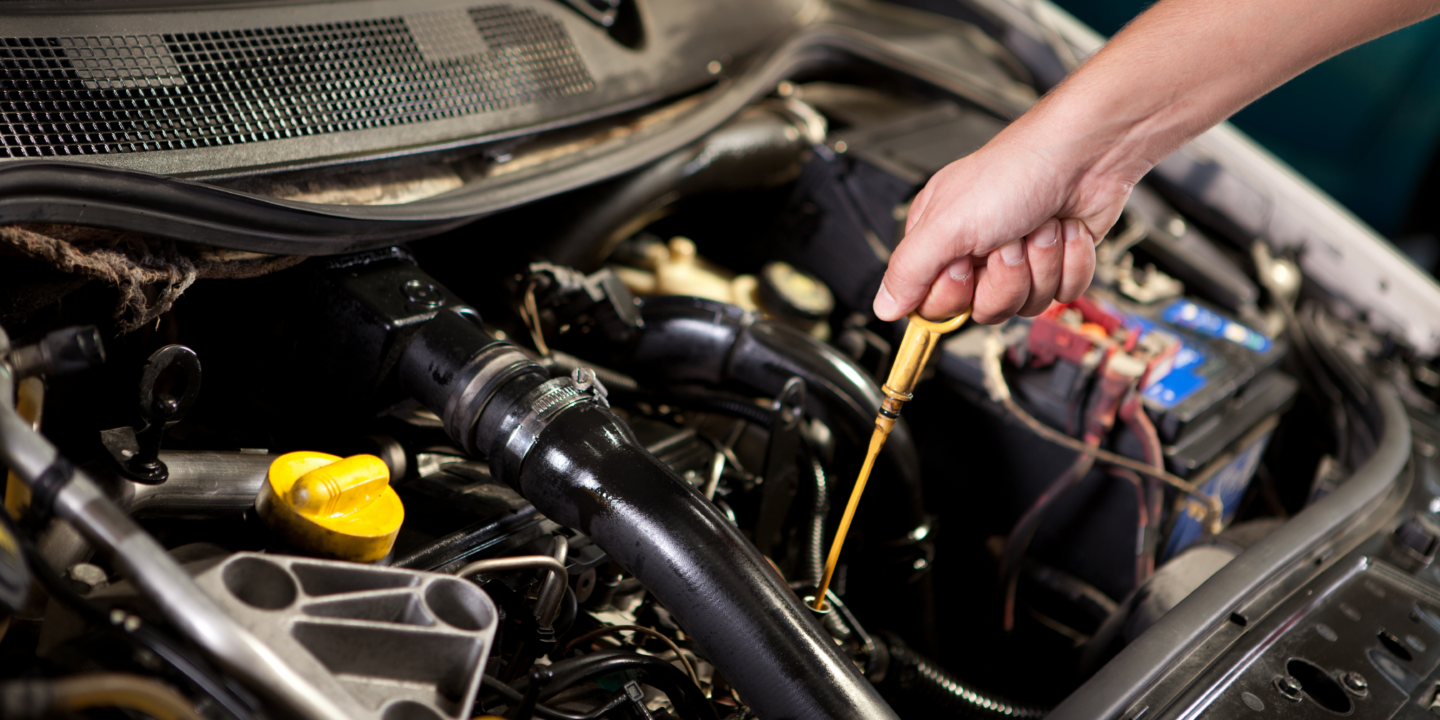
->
[256,452,403,562]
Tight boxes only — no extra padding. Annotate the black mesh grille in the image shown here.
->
[0,5,594,159]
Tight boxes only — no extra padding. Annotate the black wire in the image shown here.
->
[1295,304,1379,458]
[998,451,1097,631]
[1279,301,1351,465]
[481,675,628,720]
[607,383,776,429]
[0,509,260,720]
[1298,304,1372,406]
[513,650,718,720]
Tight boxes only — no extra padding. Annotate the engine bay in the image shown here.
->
[0,1,1437,719]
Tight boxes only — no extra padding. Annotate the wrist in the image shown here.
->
[999,79,1156,198]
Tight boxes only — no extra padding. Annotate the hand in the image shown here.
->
[870,0,1440,327]
[873,126,1133,325]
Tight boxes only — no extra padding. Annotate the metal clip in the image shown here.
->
[570,367,610,409]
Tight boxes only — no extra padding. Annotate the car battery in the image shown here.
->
[938,292,1295,599]
[1122,298,1297,559]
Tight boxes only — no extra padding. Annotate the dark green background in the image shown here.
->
[1056,1,1440,243]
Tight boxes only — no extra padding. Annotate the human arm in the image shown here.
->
[874,0,1440,324]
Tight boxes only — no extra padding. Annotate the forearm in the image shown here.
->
[875,0,1440,324]
[1016,0,1440,186]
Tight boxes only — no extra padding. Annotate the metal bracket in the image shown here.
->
[100,345,202,485]
[754,377,806,558]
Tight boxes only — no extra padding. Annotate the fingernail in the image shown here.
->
[999,239,1026,266]
[874,282,900,318]
[1032,221,1059,249]
[1063,219,1082,244]
[947,257,973,282]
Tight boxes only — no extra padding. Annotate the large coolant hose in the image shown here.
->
[396,308,899,720]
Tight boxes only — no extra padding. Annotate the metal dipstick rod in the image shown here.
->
[812,310,969,611]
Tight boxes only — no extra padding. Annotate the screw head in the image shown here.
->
[401,279,443,308]
[1343,671,1368,695]
[1274,675,1302,701]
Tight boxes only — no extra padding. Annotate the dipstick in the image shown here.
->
[812,310,970,611]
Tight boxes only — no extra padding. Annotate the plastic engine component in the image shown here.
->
[257,452,405,562]
[189,553,497,720]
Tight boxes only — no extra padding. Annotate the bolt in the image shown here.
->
[1343,672,1368,695]
[65,563,108,595]
[401,279,443,308]
[1274,675,1302,701]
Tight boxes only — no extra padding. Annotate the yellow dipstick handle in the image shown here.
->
[812,310,970,611]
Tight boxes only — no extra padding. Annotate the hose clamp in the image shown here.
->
[444,344,536,456]
[569,367,609,409]
[498,377,594,482]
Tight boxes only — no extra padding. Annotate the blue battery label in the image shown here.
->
[1141,342,1206,409]
[1127,315,1208,409]
[1163,431,1272,560]
[1161,300,1272,354]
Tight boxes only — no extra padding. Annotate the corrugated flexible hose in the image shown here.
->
[875,633,1047,719]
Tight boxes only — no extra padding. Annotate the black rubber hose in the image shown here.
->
[596,296,938,647]
[610,296,926,543]
[394,306,900,720]
[514,405,897,720]
[874,633,1047,719]
[514,651,717,720]
[617,383,830,589]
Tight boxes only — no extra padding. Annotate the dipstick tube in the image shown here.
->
[812,311,969,611]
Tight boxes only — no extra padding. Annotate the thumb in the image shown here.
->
[874,219,957,321]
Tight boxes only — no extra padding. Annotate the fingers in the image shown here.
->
[875,223,956,321]
[971,239,1032,324]
[1017,219,1063,317]
[883,217,1095,325]
[869,185,961,321]
[915,256,975,320]
[1055,219,1096,303]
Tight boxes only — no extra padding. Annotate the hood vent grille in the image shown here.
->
[0,4,594,159]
